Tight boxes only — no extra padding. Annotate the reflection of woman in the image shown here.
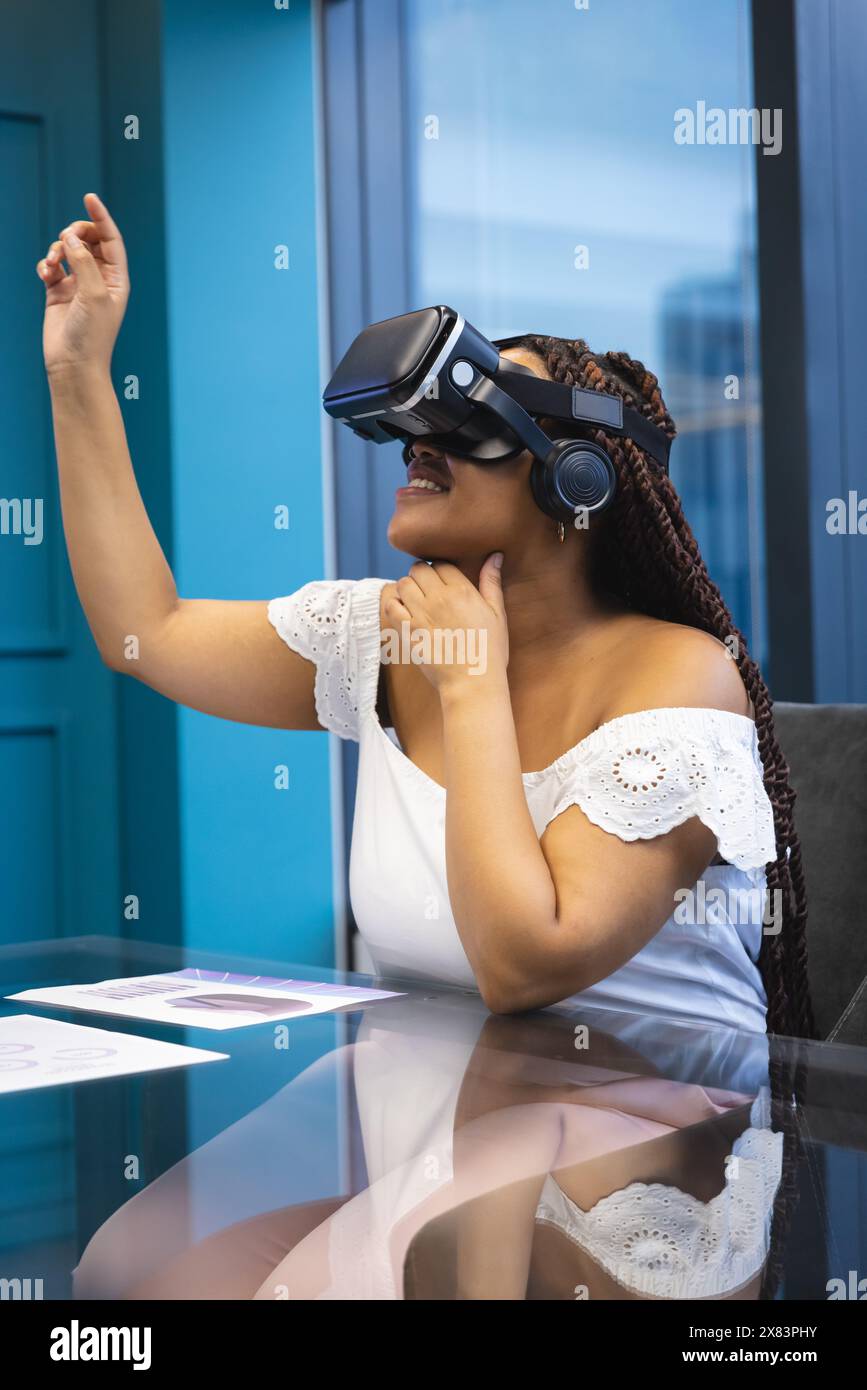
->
[40,198,811,1299]
[249,1005,787,1301]
[72,995,794,1301]
[404,1011,783,1301]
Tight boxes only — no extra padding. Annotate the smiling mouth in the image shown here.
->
[403,458,452,493]
[404,477,448,494]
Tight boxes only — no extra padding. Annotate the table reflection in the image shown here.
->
[71,990,803,1301]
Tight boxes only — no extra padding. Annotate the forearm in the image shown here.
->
[440,677,563,1009]
[48,365,178,668]
[453,1174,547,1299]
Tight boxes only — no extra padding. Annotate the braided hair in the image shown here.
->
[514,334,816,1043]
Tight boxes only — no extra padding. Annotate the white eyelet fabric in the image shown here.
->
[266,580,782,1299]
[535,1090,782,1299]
[268,578,775,868]
[267,577,776,1030]
[525,706,777,871]
[309,1026,780,1301]
[267,578,384,739]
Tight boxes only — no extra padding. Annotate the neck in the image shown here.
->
[454,536,618,658]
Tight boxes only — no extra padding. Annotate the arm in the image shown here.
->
[389,560,747,1014]
[438,674,719,1012]
[39,194,318,730]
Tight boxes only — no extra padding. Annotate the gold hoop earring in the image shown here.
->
[557,521,565,543]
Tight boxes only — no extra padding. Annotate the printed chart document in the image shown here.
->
[9,967,406,1031]
[0,1014,228,1095]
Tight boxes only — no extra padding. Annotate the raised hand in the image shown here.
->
[36,192,130,377]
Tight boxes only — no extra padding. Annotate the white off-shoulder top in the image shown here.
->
[267,577,777,1035]
[266,578,782,1300]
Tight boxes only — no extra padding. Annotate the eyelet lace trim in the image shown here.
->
[541,708,776,870]
[535,1089,782,1299]
[313,1091,780,1300]
[267,578,386,740]
[268,584,775,868]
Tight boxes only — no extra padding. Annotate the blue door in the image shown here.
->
[0,0,121,1260]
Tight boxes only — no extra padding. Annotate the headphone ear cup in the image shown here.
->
[529,455,559,518]
[530,441,617,521]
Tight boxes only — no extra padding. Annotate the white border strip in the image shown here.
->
[311,0,347,977]
[312,0,353,1200]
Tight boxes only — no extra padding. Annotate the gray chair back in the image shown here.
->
[773,702,867,1041]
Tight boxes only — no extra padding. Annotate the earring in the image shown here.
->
[557,520,565,543]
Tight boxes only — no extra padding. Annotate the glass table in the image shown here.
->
[1,934,865,1309]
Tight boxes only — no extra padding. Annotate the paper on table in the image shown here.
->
[8,967,405,1031]
[0,1014,228,1095]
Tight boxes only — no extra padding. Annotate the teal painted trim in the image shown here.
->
[100,0,184,950]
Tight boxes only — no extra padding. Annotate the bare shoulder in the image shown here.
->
[597,612,754,722]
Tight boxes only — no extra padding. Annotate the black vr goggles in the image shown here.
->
[323,306,672,521]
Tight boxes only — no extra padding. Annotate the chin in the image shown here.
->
[387,512,447,560]
[387,501,513,561]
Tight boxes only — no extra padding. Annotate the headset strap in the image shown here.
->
[492,353,672,471]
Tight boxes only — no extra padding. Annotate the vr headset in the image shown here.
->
[322,305,672,521]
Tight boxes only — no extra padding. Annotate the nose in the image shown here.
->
[413,436,451,460]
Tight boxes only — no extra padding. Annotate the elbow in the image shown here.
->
[478,980,512,1015]
[480,976,573,1016]
[475,936,592,1016]
[476,965,539,1017]
[98,642,123,674]
[98,639,139,677]
[480,986,522,1017]
[97,626,151,675]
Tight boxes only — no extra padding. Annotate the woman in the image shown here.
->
[39,195,811,1299]
[38,194,814,1039]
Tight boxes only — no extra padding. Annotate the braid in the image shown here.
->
[515,334,815,1295]
[517,334,816,1042]
[759,1045,810,1300]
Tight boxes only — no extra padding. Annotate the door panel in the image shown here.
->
[0,0,122,1260]
[0,0,120,945]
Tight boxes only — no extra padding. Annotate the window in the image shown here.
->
[400,0,765,660]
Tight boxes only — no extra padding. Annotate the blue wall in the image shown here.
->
[160,0,335,962]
